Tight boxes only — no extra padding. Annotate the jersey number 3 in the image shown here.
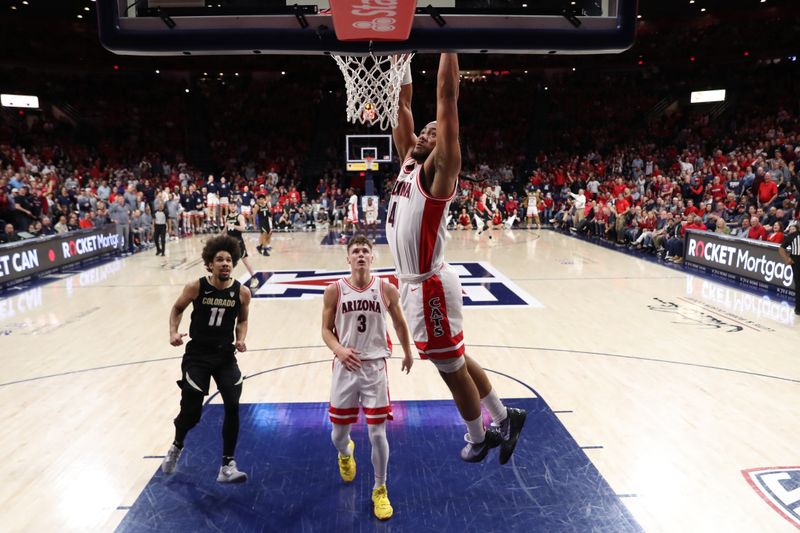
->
[357,314,366,333]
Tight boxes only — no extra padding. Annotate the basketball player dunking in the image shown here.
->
[321,235,414,520]
[387,53,526,463]
[161,235,251,483]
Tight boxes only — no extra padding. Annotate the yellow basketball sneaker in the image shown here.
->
[338,440,356,482]
[372,484,393,520]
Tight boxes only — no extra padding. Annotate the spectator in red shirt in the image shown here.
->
[724,193,738,212]
[613,194,630,244]
[757,175,778,208]
[766,221,784,243]
[713,149,727,167]
[79,212,94,229]
[709,176,726,202]
[614,195,629,216]
[611,177,626,197]
[683,199,702,218]
[288,186,301,205]
[505,197,519,218]
[553,170,566,188]
[684,216,708,234]
[689,180,704,204]
[747,216,769,240]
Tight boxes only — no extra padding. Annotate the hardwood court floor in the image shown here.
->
[0,229,797,532]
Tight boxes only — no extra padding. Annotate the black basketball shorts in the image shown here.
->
[179,348,242,394]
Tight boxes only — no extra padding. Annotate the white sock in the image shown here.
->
[465,415,486,444]
[368,423,389,489]
[481,389,507,425]
[331,424,352,456]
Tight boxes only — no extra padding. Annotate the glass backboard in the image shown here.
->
[97,0,636,56]
[345,135,392,172]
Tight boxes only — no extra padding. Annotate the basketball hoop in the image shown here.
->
[363,155,375,172]
[332,53,414,131]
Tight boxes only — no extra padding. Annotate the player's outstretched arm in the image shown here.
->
[392,56,417,160]
[169,279,200,346]
[427,53,461,199]
[383,282,413,374]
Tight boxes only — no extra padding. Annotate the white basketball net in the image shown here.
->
[332,53,414,131]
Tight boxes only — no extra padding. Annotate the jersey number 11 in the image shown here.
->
[208,307,225,327]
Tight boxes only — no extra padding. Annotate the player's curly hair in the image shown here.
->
[202,235,241,271]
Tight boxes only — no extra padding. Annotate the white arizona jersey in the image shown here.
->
[347,194,359,221]
[333,277,391,360]
[364,202,378,223]
[526,193,538,214]
[385,158,455,275]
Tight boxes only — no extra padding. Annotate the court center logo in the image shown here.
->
[247,261,543,308]
[742,467,800,529]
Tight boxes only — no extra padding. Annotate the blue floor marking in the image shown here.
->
[117,398,642,533]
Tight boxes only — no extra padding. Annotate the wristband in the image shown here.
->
[401,62,412,86]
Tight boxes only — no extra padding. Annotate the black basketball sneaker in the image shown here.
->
[497,407,527,465]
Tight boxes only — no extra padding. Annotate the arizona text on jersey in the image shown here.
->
[385,158,457,276]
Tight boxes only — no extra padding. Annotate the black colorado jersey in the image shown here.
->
[226,213,242,239]
[258,205,271,228]
[189,277,241,350]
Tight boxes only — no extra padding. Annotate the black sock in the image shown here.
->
[222,455,235,466]
[173,440,184,450]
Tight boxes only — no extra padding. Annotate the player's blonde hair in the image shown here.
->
[346,234,373,251]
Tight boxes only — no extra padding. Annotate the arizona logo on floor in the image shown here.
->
[742,467,800,528]
[246,262,543,308]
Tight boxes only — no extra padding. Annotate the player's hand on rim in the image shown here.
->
[170,332,187,346]
[335,346,361,371]
[390,53,412,65]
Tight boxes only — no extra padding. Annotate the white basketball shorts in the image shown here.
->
[399,263,465,369]
[329,357,392,425]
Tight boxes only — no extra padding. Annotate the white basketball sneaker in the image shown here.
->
[217,460,248,483]
[161,444,182,474]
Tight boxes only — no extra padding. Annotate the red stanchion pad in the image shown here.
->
[329,0,417,42]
